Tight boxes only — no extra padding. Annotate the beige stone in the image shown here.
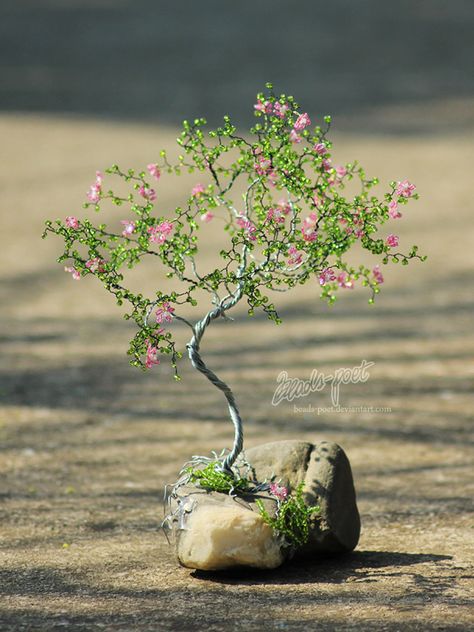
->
[177,501,284,571]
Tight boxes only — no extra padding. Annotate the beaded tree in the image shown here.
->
[44,84,423,476]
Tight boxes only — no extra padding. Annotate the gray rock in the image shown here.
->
[171,440,360,571]
[245,440,313,490]
[302,441,361,554]
[245,440,361,554]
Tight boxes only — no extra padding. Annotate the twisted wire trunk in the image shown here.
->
[186,304,244,473]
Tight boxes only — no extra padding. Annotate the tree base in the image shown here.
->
[169,440,360,571]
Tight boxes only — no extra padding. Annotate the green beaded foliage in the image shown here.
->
[185,461,250,494]
[256,483,320,548]
[43,83,424,375]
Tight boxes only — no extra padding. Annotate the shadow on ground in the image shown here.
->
[2,551,472,632]
[1,0,474,134]
[192,550,453,585]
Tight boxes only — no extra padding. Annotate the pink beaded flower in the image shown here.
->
[269,482,288,501]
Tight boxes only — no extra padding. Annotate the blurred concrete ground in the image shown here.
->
[0,2,473,631]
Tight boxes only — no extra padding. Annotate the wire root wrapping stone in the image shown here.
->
[172,440,360,571]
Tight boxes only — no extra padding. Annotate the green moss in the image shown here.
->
[186,461,250,494]
[256,483,320,548]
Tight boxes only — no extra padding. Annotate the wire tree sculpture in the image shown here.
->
[44,83,423,476]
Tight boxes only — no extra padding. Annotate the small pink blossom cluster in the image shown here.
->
[396,179,416,198]
[147,221,174,244]
[64,256,106,281]
[145,301,177,369]
[138,185,157,202]
[339,211,364,238]
[85,257,106,273]
[266,201,290,225]
[120,219,136,237]
[287,245,303,266]
[319,268,336,286]
[326,164,347,187]
[65,216,79,229]
[147,163,161,181]
[254,99,273,114]
[321,158,332,172]
[87,171,103,204]
[313,144,345,186]
[277,200,292,215]
[386,234,399,248]
[268,170,279,186]
[293,112,311,131]
[200,211,214,223]
[255,156,272,176]
[145,340,161,369]
[254,99,289,119]
[313,193,324,208]
[253,149,279,183]
[319,265,385,290]
[269,482,288,501]
[64,257,105,281]
[191,182,212,220]
[191,183,205,197]
[387,180,416,220]
[288,112,311,144]
[313,142,328,156]
[289,129,302,144]
[273,101,289,118]
[155,301,175,324]
[388,199,402,219]
[319,268,354,289]
[236,216,257,241]
[337,271,354,289]
[373,265,384,284]
[64,266,81,281]
[335,165,347,180]
[301,212,318,242]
